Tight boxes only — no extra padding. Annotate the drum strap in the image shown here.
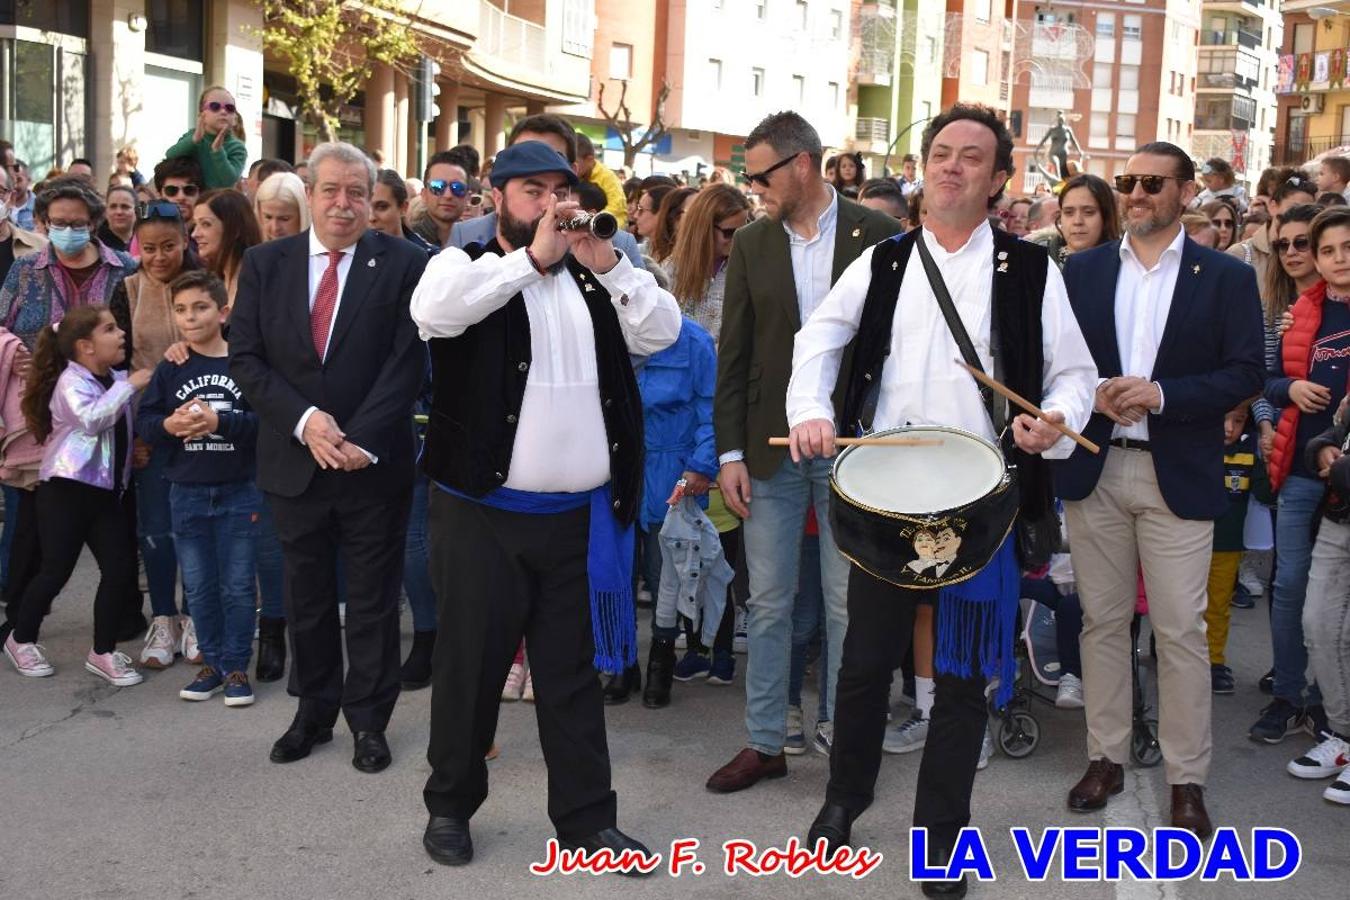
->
[914,235,1008,437]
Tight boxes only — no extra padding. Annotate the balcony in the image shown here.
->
[476,2,547,80]
[856,117,891,143]
[1200,28,1262,50]
[857,49,894,86]
[1273,136,1349,167]
[461,0,591,102]
[1197,48,1261,92]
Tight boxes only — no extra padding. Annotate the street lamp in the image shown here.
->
[882,116,934,177]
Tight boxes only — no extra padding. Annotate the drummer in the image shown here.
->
[784,103,1097,897]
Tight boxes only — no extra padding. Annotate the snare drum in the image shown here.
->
[829,426,1018,590]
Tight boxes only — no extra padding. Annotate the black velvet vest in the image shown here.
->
[420,240,644,526]
[839,228,1054,520]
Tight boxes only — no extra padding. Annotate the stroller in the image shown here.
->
[990,577,1162,767]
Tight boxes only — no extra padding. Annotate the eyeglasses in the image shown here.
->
[160,183,200,199]
[1113,174,1186,195]
[714,224,740,240]
[427,179,468,198]
[137,200,182,221]
[741,154,798,188]
[204,101,237,114]
[47,219,90,230]
[1273,236,1312,255]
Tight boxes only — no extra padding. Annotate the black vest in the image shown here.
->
[420,240,645,526]
[839,228,1054,520]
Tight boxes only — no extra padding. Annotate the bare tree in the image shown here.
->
[596,79,671,169]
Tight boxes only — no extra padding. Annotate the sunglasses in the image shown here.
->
[1113,174,1186,195]
[1273,236,1312,255]
[160,183,200,199]
[204,101,237,114]
[741,154,797,188]
[714,224,740,240]
[137,200,182,221]
[427,179,468,198]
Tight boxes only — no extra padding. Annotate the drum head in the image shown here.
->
[832,426,1004,516]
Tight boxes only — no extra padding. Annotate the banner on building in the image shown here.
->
[1297,53,1313,91]
[1314,52,1332,88]
[1334,49,1347,89]
[1277,55,1295,94]
[1231,131,1248,174]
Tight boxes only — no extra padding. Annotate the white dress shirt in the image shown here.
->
[1111,226,1184,440]
[411,244,682,493]
[787,221,1097,458]
[293,230,373,459]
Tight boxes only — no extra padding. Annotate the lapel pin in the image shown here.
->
[852,227,862,238]
[892,261,899,271]
[997,251,1008,261]
[584,283,595,293]
[997,262,1009,273]
[367,258,376,268]
[1192,264,1201,274]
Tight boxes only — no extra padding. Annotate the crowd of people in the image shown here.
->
[2,90,1349,896]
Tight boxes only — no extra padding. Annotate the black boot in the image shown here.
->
[602,664,641,705]
[255,616,287,683]
[401,629,436,690]
[642,638,676,708]
[921,841,968,898]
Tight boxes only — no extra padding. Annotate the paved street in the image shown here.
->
[2,552,1346,900]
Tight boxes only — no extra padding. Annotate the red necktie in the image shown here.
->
[311,249,343,360]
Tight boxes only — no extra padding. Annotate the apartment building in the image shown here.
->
[1191,0,1282,184]
[1273,4,1350,168]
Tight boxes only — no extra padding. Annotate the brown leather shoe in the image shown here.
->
[1171,784,1213,839]
[706,747,787,793]
[1067,758,1124,811]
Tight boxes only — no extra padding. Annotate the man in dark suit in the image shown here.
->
[229,141,429,773]
[1055,141,1264,838]
[706,111,902,792]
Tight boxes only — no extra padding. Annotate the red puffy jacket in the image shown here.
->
[1268,281,1326,491]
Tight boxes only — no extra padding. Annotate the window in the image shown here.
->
[752,67,765,97]
[1096,13,1115,38]
[830,9,843,40]
[1123,15,1142,40]
[755,0,767,21]
[709,58,722,90]
[1293,23,1314,55]
[1119,64,1139,91]
[797,1,809,29]
[560,0,594,58]
[969,49,989,85]
[1092,62,1112,88]
[1090,111,1110,147]
[146,0,204,60]
[925,36,938,65]
[829,81,840,108]
[608,43,632,81]
[973,0,992,23]
[1116,113,1136,151]
[793,75,806,104]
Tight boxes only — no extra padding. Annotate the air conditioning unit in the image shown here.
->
[1303,94,1327,114]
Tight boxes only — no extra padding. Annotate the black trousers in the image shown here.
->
[423,490,616,839]
[827,564,989,852]
[267,472,411,733]
[9,478,135,653]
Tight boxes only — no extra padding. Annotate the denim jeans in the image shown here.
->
[0,484,20,591]
[171,481,260,673]
[136,443,179,617]
[742,456,850,754]
[256,502,285,620]
[1271,474,1325,705]
[404,476,437,633]
[789,532,828,721]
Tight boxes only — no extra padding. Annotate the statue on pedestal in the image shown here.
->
[1033,110,1088,188]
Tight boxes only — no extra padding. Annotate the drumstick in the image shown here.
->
[954,359,1100,455]
[768,437,942,447]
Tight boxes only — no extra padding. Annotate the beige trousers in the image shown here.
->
[1064,448,1215,785]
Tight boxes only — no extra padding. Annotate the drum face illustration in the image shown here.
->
[829,426,1017,590]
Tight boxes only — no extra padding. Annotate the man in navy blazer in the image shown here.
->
[1054,142,1264,840]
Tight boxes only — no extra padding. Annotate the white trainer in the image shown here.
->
[1055,673,1085,709]
[784,705,807,755]
[85,650,143,686]
[1324,777,1350,804]
[5,633,54,677]
[502,661,527,701]
[139,615,179,669]
[179,616,202,665]
[732,606,748,654]
[1288,733,1350,780]
[882,710,928,754]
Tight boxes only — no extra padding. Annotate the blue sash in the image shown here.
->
[935,535,1019,708]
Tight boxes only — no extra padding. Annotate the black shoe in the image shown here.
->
[1259,668,1274,694]
[1306,704,1330,738]
[642,638,676,708]
[353,731,391,773]
[807,801,854,859]
[269,713,333,763]
[560,827,654,877]
[921,844,968,898]
[401,629,436,690]
[1249,698,1305,744]
[255,616,287,683]
[1210,664,1235,695]
[424,815,473,866]
[602,664,641,705]
[1230,584,1256,609]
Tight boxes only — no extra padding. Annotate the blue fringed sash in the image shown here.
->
[935,535,1020,709]
[434,483,636,672]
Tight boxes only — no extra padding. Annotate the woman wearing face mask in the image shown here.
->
[253,172,310,242]
[1046,174,1120,267]
[163,86,248,191]
[97,185,137,253]
[191,190,260,307]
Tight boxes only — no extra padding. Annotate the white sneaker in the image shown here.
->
[882,710,928,754]
[977,725,994,770]
[139,615,179,669]
[85,649,143,686]
[1324,777,1350,804]
[1288,733,1350,779]
[501,661,527,701]
[733,606,748,654]
[179,616,202,665]
[522,671,535,703]
[5,633,54,677]
[785,705,807,755]
[1055,673,1085,709]
[813,720,834,756]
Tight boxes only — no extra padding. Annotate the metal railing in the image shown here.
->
[856,117,891,142]
[1273,136,1348,166]
[1200,28,1262,49]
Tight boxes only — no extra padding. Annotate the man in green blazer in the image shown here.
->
[706,112,902,792]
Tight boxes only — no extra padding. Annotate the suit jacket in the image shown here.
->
[714,196,903,479]
[449,212,644,268]
[228,229,429,498]
[1054,236,1265,520]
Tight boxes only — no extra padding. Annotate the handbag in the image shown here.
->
[913,234,1062,568]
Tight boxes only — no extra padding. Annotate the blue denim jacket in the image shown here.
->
[39,362,136,491]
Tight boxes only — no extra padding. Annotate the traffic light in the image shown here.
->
[415,55,442,122]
